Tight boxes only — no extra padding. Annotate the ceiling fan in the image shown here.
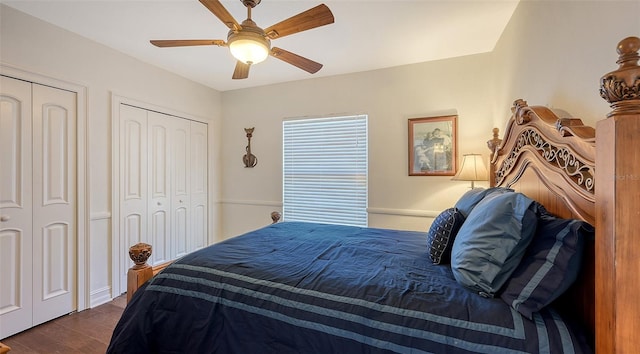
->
[150,0,335,80]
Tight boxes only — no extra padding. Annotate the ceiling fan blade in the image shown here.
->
[232,61,250,80]
[271,47,323,74]
[264,4,334,39]
[199,0,241,30]
[150,39,226,47]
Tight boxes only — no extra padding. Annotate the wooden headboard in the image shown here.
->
[595,36,640,353]
[488,36,640,352]
[487,99,596,343]
[489,100,595,225]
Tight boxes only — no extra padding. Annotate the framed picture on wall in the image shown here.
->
[408,115,457,176]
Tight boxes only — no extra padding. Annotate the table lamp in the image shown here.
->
[451,154,488,189]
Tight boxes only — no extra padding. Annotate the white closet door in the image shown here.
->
[31,83,76,326]
[147,112,172,266]
[119,104,148,292]
[171,118,191,259]
[0,76,34,339]
[190,121,208,250]
[0,77,76,338]
[117,103,208,292]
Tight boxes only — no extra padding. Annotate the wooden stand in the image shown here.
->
[126,243,153,303]
[126,211,283,302]
[595,36,640,354]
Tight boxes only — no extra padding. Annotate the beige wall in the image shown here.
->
[220,0,640,240]
[1,4,222,307]
[492,0,640,130]
[220,53,496,239]
[2,0,638,307]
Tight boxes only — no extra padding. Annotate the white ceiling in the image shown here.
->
[1,0,519,92]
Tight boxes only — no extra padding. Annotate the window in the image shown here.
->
[283,115,368,227]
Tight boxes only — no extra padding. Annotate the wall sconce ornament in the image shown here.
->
[243,127,258,168]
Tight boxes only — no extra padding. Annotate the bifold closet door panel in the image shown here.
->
[147,112,172,266]
[119,104,148,288]
[0,76,34,339]
[31,83,76,326]
[171,118,191,259]
[190,121,208,250]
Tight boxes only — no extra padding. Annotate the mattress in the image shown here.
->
[107,221,591,353]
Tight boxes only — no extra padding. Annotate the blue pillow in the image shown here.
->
[499,204,593,319]
[454,187,513,218]
[451,192,537,297]
[426,208,466,264]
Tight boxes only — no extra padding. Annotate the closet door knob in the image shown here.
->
[157,202,162,206]
[0,216,10,222]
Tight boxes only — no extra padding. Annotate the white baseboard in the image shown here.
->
[90,286,113,308]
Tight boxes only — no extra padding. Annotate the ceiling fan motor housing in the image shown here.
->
[241,0,261,8]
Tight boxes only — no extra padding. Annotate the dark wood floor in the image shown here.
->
[1,295,127,354]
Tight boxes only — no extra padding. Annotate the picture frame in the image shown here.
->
[408,115,457,176]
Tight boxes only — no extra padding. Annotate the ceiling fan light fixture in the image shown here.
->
[150,0,334,79]
[228,31,270,65]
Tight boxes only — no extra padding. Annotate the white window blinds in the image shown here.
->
[283,115,368,227]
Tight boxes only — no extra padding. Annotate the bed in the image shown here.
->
[108,36,640,353]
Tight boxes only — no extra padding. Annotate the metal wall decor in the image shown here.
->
[243,127,258,168]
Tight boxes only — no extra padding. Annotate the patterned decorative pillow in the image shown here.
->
[499,204,594,319]
[427,208,466,264]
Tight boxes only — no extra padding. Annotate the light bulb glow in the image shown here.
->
[229,35,269,65]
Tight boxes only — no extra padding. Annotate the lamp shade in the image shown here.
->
[228,31,270,65]
[451,154,488,188]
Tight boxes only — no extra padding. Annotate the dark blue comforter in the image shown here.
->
[107,222,591,353]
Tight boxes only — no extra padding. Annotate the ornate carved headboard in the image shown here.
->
[488,99,596,342]
[490,99,595,224]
